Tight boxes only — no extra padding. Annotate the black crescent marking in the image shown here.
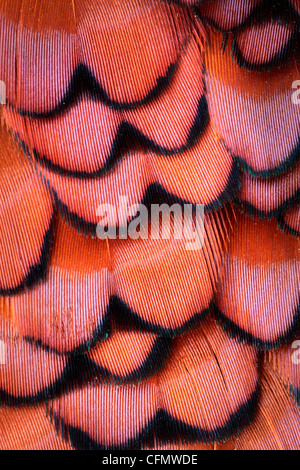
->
[236,188,300,220]
[214,304,300,351]
[12,93,209,178]
[0,215,54,297]
[9,60,179,118]
[21,297,211,357]
[51,387,259,450]
[110,296,213,338]
[197,0,299,34]
[23,308,111,358]
[232,28,300,73]
[49,156,239,237]
[222,137,300,179]
[0,358,74,406]
[278,207,300,238]
[80,336,171,386]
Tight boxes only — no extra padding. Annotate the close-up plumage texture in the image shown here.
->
[0,0,299,451]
